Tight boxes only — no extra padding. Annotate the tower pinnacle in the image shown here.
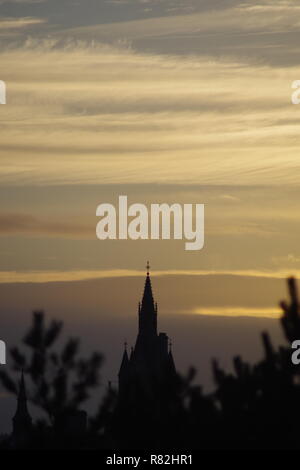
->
[12,370,32,447]
[138,262,157,338]
[146,261,150,276]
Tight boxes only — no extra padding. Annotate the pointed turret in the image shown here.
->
[13,371,31,422]
[118,345,129,377]
[138,262,157,338]
[12,371,32,448]
[141,271,155,312]
[118,343,131,394]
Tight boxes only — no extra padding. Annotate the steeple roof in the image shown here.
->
[13,370,31,422]
[118,347,129,377]
[141,272,155,311]
[137,262,158,339]
[140,261,156,314]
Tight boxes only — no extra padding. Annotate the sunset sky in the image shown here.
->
[0,0,300,432]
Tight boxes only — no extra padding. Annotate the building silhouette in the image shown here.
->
[12,370,32,448]
[118,263,176,402]
[7,263,178,449]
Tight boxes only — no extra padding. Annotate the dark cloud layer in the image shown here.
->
[1,1,299,65]
[0,0,239,27]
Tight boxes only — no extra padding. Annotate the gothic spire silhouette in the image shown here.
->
[118,262,176,399]
[119,344,129,376]
[138,262,157,338]
[12,370,32,447]
[14,370,31,421]
[141,269,154,309]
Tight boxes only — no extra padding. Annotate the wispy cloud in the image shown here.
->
[59,1,300,65]
[0,268,298,284]
[0,16,45,29]
[0,269,290,320]
[0,41,299,187]
[0,213,92,238]
[190,306,281,319]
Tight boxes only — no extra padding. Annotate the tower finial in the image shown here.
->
[146,261,150,276]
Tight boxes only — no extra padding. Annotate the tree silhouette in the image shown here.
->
[1,278,300,449]
[0,311,105,433]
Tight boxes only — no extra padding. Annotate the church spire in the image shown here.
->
[12,370,32,447]
[14,370,30,418]
[138,261,157,338]
[118,262,177,401]
[141,262,155,311]
[118,343,129,378]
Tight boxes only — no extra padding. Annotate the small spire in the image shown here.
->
[13,370,31,423]
[138,260,157,337]
[124,340,127,351]
[141,266,154,309]
[118,347,129,377]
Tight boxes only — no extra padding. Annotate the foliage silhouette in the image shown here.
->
[1,278,300,449]
[0,311,117,448]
